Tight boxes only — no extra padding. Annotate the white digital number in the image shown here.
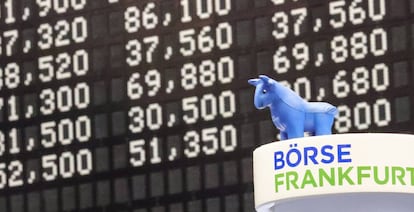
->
[179,23,232,56]
[42,149,92,181]
[202,127,219,155]
[349,0,366,25]
[4,63,20,89]
[4,0,16,24]
[3,30,18,56]
[292,42,309,70]
[331,35,348,63]
[335,105,352,133]
[198,26,214,53]
[37,0,52,17]
[142,3,158,29]
[40,83,90,115]
[0,160,24,189]
[352,67,369,95]
[60,152,75,178]
[272,11,289,40]
[184,125,237,158]
[199,60,216,87]
[330,0,386,28]
[77,149,93,175]
[368,0,386,21]
[8,128,19,154]
[7,96,19,122]
[143,36,159,63]
[291,8,307,36]
[331,29,387,63]
[37,17,88,50]
[272,8,307,40]
[273,46,290,73]
[180,0,231,23]
[127,73,143,99]
[182,91,236,124]
[333,64,389,98]
[8,161,23,187]
[55,20,71,47]
[181,57,234,90]
[179,29,196,56]
[350,32,368,60]
[184,131,200,158]
[216,22,233,49]
[145,69,161,97]
[129,139,145,167]
[0,163,6,189]
[36,0,86,17]
[129,138,162,166]
[42,154,58,181]
[37,23,53,49]
[128,103,163,133]
[41,117,91,148]
[124,3,159,33]
[182,96,199,124]
[370,28,387,56]
[333,70,350,98]
[0,132,4,157]
[126,36,159,66]
[126,39,142,66]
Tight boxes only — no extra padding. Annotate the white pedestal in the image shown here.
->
[253,133,414,212]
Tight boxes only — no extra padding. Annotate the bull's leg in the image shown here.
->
[315,127,332,135]
[287,125,304,139]
[280,132,288,140]
[314,115,335,135]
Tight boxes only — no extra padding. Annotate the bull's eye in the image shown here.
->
[262,89,267,94]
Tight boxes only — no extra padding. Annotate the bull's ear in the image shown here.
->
[248,79,260,86]
[259,75,271,84]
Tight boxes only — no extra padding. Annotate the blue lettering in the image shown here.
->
[274,151,285,170]
[338,144,352,163]
[304,146,318,166]
[273,143,352,171]
[321,145,334,164]
[286,147,301,168]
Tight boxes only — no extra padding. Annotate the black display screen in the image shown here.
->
[0,0,413,211]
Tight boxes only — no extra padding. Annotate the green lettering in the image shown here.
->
[406,167,414,186]
[373,166,389,185]
[338,167,355,185]
[318,168,335,186]
[286,171,299,190]
[275,173,285,192]
[357,166,371,185]
[301,170,317,189]
[392,166,406,185]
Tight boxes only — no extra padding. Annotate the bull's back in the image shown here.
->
[305,102,337,116]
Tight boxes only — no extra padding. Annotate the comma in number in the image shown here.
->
[313,18,322,32]
[168,147,177,161]
[27,171,36,184]
[167,113,176,127]
[164,46,173,60]
[23,40,32,53]
[24,72,33,85]
[163,13,172,26]
[22,7,31,21]
[26,137,35,151]
[165,80,174,93]
[25,105,34,118]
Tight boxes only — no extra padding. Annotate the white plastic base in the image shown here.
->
[253,133,414,212]
[257,193,414,212]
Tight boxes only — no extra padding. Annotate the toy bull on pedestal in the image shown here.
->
[248,75,337,140]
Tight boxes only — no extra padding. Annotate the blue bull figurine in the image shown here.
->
[248,75,337,140]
